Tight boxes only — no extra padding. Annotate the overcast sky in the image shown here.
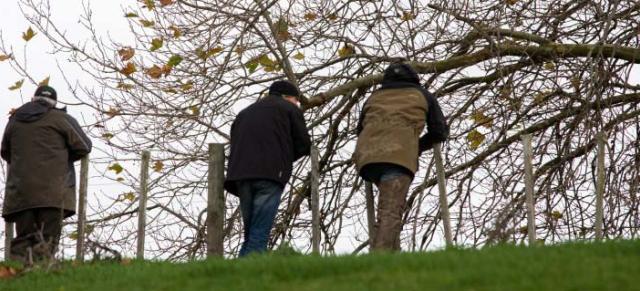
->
[0,0,136,121]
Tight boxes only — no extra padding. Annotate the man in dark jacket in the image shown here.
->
[225,80,311,257]
[1,85,92,264]
[354,63,449,251]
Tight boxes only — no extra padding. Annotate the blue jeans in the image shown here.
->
[236,179,283,257]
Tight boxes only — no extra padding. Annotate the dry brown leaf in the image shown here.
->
[39,76,50,86]
[152,160,164,172]
[304,12,317,21]
[146,65,163,79]
[159,0,174,6]
[0,266,18,279]
[120,62,137,76]
[22,27,36,41]
[118,47,135,62]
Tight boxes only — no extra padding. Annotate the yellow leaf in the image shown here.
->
[39,76,50,86]
[108,163,124,174]
[106,107,120,117]
[22,27,36,41]
[466,129,485,150]
[304,12,317,21]
[162,64,173,76]
[68,231,79,240]
[209,46,223,55]
[123,192,136,202]
[293,52,305,60]
[196,46,223,59]
[116,177,125,182]
[257,54,275,66]
[140,19,155,28]
[543,62,555,70]
[550,211,563,220]
[326,13,338,21]
[337,45,354,58]
[245,60,258,73]
[470,110,493,128]
[159,0,174,6]
[8,79,24,91]
[505,0,518,5]
[0,54,12,62]
[152,160,164,172]
[102,133,114,140]
[163,87,178,94]
[117,83,134,91]
[143,0,155,10]
[146,65,164,79]
[400,11,415,21]
[150,38,164,52]
[189,105,200,116]
[181,81,193,92]
[275,17,290,41]
[169,25,182,38]
[125,12,139,18]
[234,46,246,55]
[118,47,135,61]
[120,62,137,76]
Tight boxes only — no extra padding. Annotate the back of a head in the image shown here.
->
[34,85,57,101]
[268,80,300,98]
[382,63,420,85]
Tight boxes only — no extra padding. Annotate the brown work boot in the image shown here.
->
[372,175,412,251]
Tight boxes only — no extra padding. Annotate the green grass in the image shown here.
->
[2,240,639,291]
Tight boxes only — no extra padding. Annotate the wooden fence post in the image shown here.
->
[595,132,606,240]
[137,151,150,260]
[76,155,89,261]
[365,182,376,248]
[4,222,13,260]
[207,143,225,258]
[310,146,320,254]
[521,134,537,245]
[433,143,453,247]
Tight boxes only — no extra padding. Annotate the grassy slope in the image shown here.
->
[1,240,639,291]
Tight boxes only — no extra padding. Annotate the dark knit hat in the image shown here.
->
[382,63,420,84]
[34,85,57,100]
[269,80,300,98]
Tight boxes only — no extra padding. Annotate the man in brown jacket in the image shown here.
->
[355,63,449,251]
[1,85,92,264]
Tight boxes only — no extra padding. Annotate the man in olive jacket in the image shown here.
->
[355,63,449,251]
[1,85,92,263]
[225,80,311,257]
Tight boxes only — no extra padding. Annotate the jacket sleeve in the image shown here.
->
[61,114,93,161]
[419,89,449,153]
[1,118,14,163]
[290,107,311,161]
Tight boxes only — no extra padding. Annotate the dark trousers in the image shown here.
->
[372,166,413,251]
[8,207,63,263]
[236,180,283,257]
